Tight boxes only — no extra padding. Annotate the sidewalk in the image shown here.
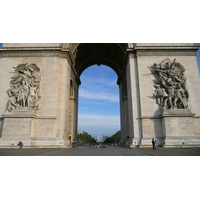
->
[134,147,200,156]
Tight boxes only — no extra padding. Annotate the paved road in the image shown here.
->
[0,145,200,156]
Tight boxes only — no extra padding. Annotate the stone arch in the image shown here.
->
[1,43,200,148]
[69,43,130,145]
[71,43,129,79]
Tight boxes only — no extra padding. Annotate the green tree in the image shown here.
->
[111,133,120,143]
[104,137,112,144]
[103,133,121,144]
[77,131,97,144]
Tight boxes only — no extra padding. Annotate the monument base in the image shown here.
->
[139,137,165,148]
[0,137,71,148]
[163,136,200,147]
[0,110,71,148]
[129,109,200,148]
[160,109,200,147]
[130,137,141,147]
[30,137,71,148]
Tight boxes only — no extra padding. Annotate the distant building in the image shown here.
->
[102,135,108,142]
[94,136,102,142]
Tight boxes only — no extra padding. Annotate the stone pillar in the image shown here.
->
[73,79,79,144]
[126,53,143,146]
[68,96,76,143]
[53,57,71,146]
[119,78,129,144]
[68,75,79,145]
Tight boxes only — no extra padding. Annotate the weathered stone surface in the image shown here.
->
[0,43,200,148]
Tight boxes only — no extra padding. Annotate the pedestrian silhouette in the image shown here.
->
[152,138,155,150]
[17,141,23,149]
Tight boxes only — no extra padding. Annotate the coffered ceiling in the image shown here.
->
[69,43,128,77]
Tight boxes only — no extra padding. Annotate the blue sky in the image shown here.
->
[195,43,200,73]
[78,65,120,138]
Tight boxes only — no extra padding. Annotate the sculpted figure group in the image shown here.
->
[7,63,41,112]
[150,58,189,109]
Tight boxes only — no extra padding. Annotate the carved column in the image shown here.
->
[119,78,129,144]
[126,53,143,146]
[54,57,71,146]
[68,79,76,143]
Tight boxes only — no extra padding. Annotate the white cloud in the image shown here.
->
[81,75,117,87]
[79,88,119,103]
[79,65,120,103]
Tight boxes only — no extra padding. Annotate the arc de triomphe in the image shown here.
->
[0,43,200,148]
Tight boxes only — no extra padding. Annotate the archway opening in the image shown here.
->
[72,43,129,145]
[78,64,120,143]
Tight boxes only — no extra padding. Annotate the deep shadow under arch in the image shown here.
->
[72,43,128,79]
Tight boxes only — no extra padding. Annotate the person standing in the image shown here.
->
[17,141,23,149]
[154,139,157,149]
[152,138,155,150]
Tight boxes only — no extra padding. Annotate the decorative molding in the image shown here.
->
[136,51,197,56]
[160,109,195,117]
[141,116,161,119]
[0,47,61,51]
[1,51,60,57]
[134,46,199,50]
[141,109,196,119]
[2,111,37,118]
[1,113,57,119]
[0,47,74,60]
[127,46,199,56]
[192,115,200,118]
[35,116,57,119]
[1,46,198,57]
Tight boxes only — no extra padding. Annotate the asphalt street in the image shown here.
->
[0,145,200,156]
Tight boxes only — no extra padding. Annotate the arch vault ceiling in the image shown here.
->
[70,43,128,77]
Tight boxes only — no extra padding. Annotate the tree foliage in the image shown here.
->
[103,133,120,144]
[77,131,97,144]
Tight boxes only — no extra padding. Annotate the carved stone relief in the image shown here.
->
[7,63,41,111]
[149,58,189,109]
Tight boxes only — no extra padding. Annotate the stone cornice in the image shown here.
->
[160,109,196,117]
[0,47,74,60]
[1,113,57,119]
[127,46,200,56]
[0,46,61,56]
[141,109,197,119]
[35,116,57,119]
[141,116,161,119]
